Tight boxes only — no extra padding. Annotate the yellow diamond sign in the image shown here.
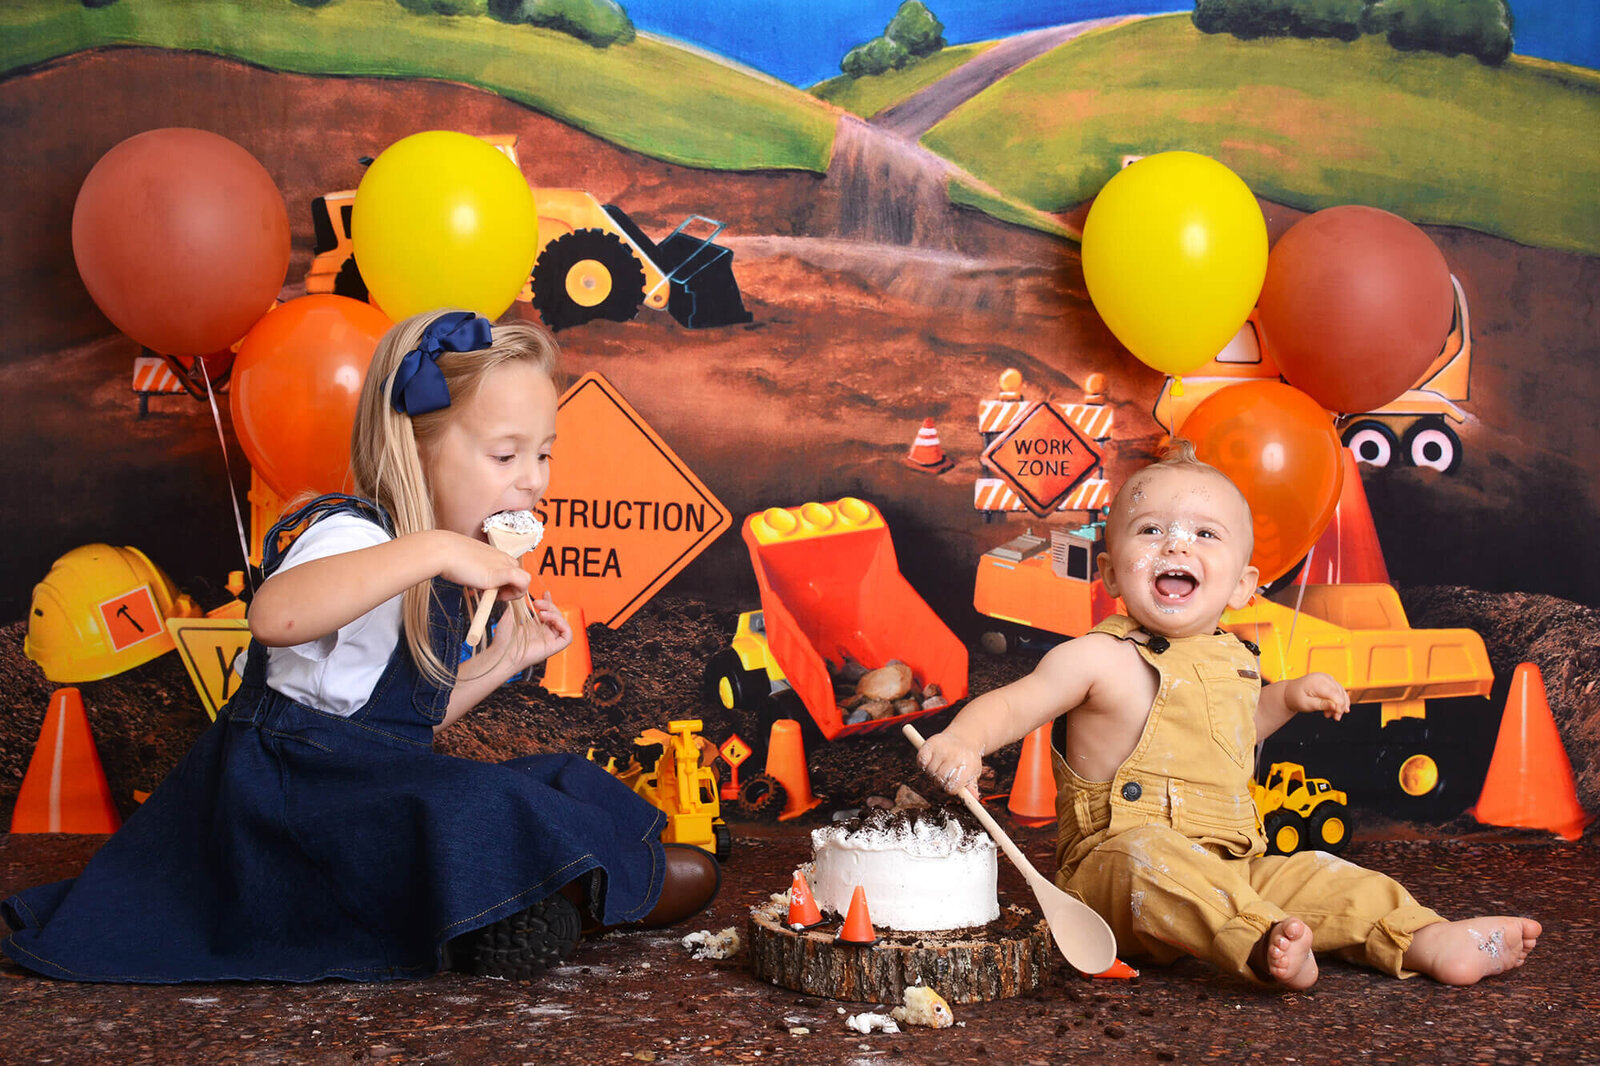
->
[530,373,731,628]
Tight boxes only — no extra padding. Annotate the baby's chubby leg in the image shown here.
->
[1402,916,1541,985]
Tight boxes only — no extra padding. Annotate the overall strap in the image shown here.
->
[261,493,394,578]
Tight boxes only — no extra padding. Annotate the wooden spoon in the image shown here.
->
[465,510,544,649]
[902,724,1118,975]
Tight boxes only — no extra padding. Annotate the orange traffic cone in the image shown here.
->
[11,688,121,834]
[1304,449,1390,585]
[1007,723,1057,827]
[767,718,823,821]
[836,885,878,946]
[540,605,592,699]
[787,869,823,929]
[1469,662,1593,841]
[1091,959,1141,980]
[903,417,955,474]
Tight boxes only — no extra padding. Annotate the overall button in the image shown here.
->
[1121,781,1142,802]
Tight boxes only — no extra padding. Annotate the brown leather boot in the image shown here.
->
[635,843,721,928]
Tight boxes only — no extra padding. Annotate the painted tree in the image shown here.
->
[841,1,946,78]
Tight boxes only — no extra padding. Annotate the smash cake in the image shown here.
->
[748,802,1051,1003]
[804,806,999,932]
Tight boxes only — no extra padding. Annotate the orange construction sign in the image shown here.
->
[98,586,164,653]
[981,400,1102,517]
[532,373,731,629]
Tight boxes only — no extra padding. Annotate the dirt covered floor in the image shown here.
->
[3,590,1599,1064]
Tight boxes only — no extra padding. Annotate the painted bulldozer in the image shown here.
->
[306,136,752,332]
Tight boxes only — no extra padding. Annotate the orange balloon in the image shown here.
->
[1180,382,1344,585]
[72,128,290,356]
[229,296,393,499]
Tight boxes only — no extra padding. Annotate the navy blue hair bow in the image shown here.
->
[388,312,494,416]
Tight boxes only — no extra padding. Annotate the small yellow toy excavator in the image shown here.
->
[590,719,731,862]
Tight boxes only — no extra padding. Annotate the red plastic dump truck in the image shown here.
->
[703,497,969,740]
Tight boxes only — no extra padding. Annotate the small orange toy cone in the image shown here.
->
[767,718,823,821]
[1469,662,1593,841]
[540,605,592,699]
[11,688,121,834]
[1007,723,1057,827]
[903,417,955,474]
[1091,958,1141,980]
[836,885,878,946]
[1304,449,1390,585]
[787,869,823,929]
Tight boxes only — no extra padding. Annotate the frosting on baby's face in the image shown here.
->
[1099,465,1259,639]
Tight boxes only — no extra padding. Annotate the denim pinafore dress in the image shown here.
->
[2,494,666,983]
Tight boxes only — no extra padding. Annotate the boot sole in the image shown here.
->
[450,894,583,981]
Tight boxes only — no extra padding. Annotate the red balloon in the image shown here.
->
[72,128,290,356]
[230,296,393,500]
[1257,205,1453,414]
[1180,382,1344,585]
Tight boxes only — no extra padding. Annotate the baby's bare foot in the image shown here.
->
[1251,916,1318,990]
[1404,917,1542,985]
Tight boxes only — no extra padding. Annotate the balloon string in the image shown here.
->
[198,357,257,594]
[1282,543,1315,681]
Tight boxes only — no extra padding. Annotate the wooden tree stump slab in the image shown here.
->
[747,898,1051,1004]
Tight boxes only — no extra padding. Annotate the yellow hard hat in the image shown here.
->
[24,544,200,682]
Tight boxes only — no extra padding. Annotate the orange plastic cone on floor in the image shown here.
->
[541,605,591,699]
[787,869,823,929]
[903,417,955,474]
[836,885,878,946]
[11,688,121,834]
[1007,723,1057,827]
[767,718,823,821]
[1304,448,1390,585]
[1091,959,1141,980]
[1469,662,1593,841]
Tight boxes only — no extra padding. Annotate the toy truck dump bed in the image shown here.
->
[741,498,968,740]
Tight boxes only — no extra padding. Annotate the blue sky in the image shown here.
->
[620,1,1599,86]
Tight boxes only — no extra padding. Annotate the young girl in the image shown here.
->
[2,310,719,983]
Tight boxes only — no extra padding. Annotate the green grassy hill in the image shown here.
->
[922,14,1600,255]
[811,41,995,118]
[1,0,838,173]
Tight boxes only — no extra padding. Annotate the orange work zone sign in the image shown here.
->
[532,373,731,629]
[981,400,1102,517]
[98,586,164,653]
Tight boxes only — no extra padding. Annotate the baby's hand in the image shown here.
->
[915,732,985,797]
[1287,672,1350,721]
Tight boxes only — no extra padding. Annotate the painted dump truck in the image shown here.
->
[1151,275,1473,474]
[705,498,968,740]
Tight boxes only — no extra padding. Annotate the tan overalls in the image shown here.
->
[1052,616,1443,983]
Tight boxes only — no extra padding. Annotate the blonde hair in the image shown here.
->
[349,310,561,687]
[1107,438,1254,556]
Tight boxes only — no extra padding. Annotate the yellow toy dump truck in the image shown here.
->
[1152,276,1473,474]
[1250,761,1352,855]
[306,134,751,331]
[591,720,731,862]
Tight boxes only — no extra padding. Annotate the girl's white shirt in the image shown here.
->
[254,513,403,718]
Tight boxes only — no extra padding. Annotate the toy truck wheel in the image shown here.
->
[1342,420,1399,468]
[1263,809,1306,856]
[736,772,788,819]
[1308,803,1352,854]
[530,228,647,331]
[713,821,732,863]
[333,256,370,303]
[583,669,626,708]
[1402,419,1461,474]
[705,650,767,712]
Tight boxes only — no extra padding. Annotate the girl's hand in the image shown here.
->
[1287,672,1350,721]
[915,732,985,797]
[496,592,574,674]
[432,530,532,602]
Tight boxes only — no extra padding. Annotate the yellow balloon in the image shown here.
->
[1081,152,1268,376]
[352,131,538,321]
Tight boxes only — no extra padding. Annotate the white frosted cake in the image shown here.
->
[803,808,999,932]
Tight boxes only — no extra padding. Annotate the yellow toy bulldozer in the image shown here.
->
[1250,762,1353,856]
[589,719,731,862]
[307,136,752,331]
